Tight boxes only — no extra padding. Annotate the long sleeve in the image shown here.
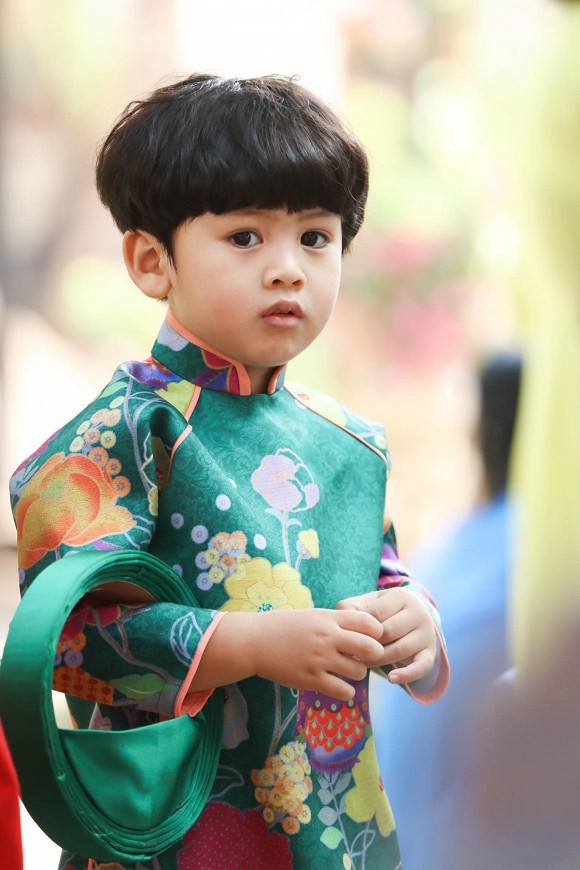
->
[376,515,450,704]
[9,370,222,720]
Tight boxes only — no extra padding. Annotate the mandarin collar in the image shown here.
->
[151,311,286,396]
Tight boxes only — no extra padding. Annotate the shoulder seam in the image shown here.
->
[285,384,388,466]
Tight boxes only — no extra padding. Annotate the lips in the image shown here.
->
[261,300,303,318]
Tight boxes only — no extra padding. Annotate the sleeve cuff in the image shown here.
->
[403,625,450,705]
[173,612,226,718]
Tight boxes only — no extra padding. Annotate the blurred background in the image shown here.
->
[0,0,572,867]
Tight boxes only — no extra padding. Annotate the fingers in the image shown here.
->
[388,648,436,685]
[379,628,429,666]
[337,590,405,624]
[317,673,357,701]
[333,655,368,684]
[335,608,383,641]
[338,628,384,664]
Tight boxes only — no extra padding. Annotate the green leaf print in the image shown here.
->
[99,381,126,398]
[320,826,343,849]
[110,673,165,699]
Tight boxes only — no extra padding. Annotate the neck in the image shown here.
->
[151,312,288,396]
[247,366,279,394]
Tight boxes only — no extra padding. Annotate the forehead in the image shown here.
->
[211,207,341,223]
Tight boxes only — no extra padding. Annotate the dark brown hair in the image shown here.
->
[96,74,369,259]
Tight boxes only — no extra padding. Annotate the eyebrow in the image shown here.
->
[223,208,338,220]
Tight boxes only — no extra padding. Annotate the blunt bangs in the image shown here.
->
[96,75,368,257]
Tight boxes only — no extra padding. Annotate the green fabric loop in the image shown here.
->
[0,550,223,862]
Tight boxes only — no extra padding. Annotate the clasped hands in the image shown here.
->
[254,587,438,702]
[194,586,439,702]
[336,587,438,686]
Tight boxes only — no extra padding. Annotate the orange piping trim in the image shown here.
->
[267,365,286,394]
[183,384,201,422]
[166,310,252,395]
[174,612,226,717]
[162,425,192,492]
[286,385,388,465]
[404,625,450,706]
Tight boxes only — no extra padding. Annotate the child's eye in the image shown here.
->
[301,231,328,248]
[230,230,260,248]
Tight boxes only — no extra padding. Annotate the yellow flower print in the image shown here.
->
[103,408,122,427]
[252,741,313,834]
[76,421,90,435]
[213,532,230,551]
[229,530,247,550]
[220,558,314,612]
[70,437,84,452]
[219,554,236,572]
[148,486,158,516]
[112,476,131,498]
[84,427,101,445]
[344,737,395,837]
[109,396,124,409]
[209,566,225,584]
[279,744,296,763]
[263,807,276,824]
[90,409,108,425]
[282,817,300,835]
[68,632,87,651]
[107,458,122,477]
[89,447,108,467]
[293,387,347,427]
[205,548,219,566]
[297,529,319,559]
[100,430,117,449]
[157,380,196,416]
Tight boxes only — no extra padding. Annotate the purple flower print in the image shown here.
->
[127,358,181,391]
[63,648,83,668]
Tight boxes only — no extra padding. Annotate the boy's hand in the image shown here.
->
[251,608,384,701]
[336,589,437,685]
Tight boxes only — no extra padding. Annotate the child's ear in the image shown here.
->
[122,230,172,299]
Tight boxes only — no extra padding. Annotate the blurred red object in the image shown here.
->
[0,721,23,870]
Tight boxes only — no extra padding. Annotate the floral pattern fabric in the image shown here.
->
[10,314,446,869]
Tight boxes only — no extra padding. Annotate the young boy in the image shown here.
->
[10,74,449,869]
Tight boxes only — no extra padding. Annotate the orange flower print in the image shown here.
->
[15,452,135,569]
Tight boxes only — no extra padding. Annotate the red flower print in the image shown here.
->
[178,802,292,869]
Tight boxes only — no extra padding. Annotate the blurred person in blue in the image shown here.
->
[373,351,521,870]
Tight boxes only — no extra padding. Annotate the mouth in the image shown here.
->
[262,301,303,318]
[261,301,304,327]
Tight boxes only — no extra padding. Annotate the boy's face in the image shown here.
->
[163,208,342,392]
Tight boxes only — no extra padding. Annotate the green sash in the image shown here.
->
[0,550,223,862]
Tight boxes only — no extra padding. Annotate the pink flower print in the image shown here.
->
[178,802,292,868]
[303,483,319,508]
[251,450,320,565]
[251,451,320,513]
[252,454,304,511]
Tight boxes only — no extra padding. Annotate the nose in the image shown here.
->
[262,245,306,290]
